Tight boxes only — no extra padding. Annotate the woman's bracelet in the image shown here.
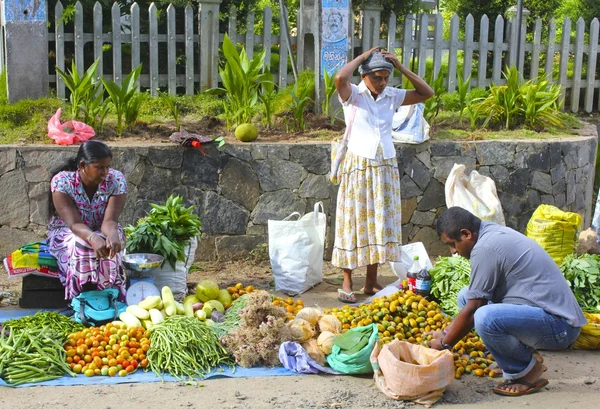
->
[87,232,96,242]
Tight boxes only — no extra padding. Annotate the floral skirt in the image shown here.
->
[331,148,402,270]
[48,227,126,301]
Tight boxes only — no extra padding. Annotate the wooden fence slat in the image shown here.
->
[432,13,443,79]
[447,14,459,92]
[228,6,237,43]
[131,3,140,90]
[245,11,255,60]
[585,18,599,113]
[492,15,504,84]
[278,9,288,88]
[558,18,571,109]
[111,3,122,85]
[545,20,557,82]
[55,1,65,99]
[94,2,104,85]
[477,14,489,88]
[167,4,177,95]
[571,18,585,112]
[402,14,414,70]
[74,2,84,76]
[463,14,474,88]
[184,5,194,95]
[530,18,542,79]
[417,13,428,78]
[149,3,159,94]
[263,7,272,73]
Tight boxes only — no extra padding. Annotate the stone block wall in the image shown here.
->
[0,124,597,260]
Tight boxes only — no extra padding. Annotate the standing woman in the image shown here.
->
[333,47,433,303]
[48,140,128,300]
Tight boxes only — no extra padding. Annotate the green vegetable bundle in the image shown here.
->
[560,254,600,312]
[147,316,233,380]
[0,327,76,386]
[211,294,250,339]
[3,311,84,337]
[125,195,202,267]
[430,256,471,316]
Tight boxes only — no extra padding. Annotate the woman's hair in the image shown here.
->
[48,140,113,215]
[436,207,481,240]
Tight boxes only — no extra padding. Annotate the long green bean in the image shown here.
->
[147,315,233,381]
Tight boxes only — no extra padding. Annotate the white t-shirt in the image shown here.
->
[339,81,406,160]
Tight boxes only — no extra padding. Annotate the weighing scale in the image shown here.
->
[122,253,164,306]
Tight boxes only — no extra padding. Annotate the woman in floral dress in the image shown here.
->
[332,48,433,303]
[48,140,128,300]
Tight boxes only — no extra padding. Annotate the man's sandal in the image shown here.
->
[492,378,549,396]
[337,289,357,303]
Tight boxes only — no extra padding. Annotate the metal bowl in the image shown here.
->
[122,253,164,274]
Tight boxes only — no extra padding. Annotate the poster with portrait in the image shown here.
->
[4,0,46,22]
[321,0,350,78]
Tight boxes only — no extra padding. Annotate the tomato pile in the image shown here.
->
[64,323,150,377]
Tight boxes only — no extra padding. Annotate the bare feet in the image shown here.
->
[493,359,547,395]
[362,283,384,295]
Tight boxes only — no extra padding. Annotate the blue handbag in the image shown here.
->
[70,288,127,326]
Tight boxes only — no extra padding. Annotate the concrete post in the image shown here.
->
[505,5,530,73]
[361,0,383,52]
[298,0,321,111]
[2,0,48,102]
[197,0,222,91]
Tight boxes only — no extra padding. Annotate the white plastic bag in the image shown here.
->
[146,236,198,299]
[268,202,326,295]
[445,163,505,225]
[389,242,433,281]
[391,103,430,144]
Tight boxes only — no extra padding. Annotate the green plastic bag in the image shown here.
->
[326,324,379,374]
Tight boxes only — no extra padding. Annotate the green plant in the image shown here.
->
[476,66,522,129]
[321,68,338,117]
[423,71,446,123]
[158,91,182,127]
[258,71,277,128]
[125,195,202,268]
[55,59,100,120]
[206,34,269,129]
[125,92,144,131]
[429,255,471,316]
[100,64,143,135]
[287,79,313,131]
[79,85,109,131]
[560,254,600,312]
[519,78,563,130]
[456,74,471,123]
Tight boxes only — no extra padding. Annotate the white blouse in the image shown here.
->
[339,81,406,160]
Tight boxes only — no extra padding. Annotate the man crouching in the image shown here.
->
[428,207,585,396]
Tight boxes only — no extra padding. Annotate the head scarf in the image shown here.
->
[358,52,394,75]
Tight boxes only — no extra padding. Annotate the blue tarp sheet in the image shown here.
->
[0,308,302,388]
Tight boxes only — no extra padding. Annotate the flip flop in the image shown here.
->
[337,289,357,303]
[492,378,549,396]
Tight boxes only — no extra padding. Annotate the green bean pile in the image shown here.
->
[3,311,84,337]
[147,315,233,380]
[211,294,250,339]
[0,327,76,386]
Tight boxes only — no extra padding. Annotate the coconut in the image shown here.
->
[235,123,258,142]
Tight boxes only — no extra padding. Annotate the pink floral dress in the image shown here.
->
[48,169,127,300]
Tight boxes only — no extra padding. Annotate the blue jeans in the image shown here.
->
[457,287,581,380]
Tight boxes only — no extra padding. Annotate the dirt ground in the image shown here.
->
[1,261,599,408]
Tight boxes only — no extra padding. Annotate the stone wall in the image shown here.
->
[0,124,597,260]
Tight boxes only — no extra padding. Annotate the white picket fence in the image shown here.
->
[49,2,600,112]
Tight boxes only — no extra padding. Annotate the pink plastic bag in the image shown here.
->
[47,108,95,145]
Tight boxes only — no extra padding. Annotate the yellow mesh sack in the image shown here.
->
[572,313,600,350]
[526,204,582,265]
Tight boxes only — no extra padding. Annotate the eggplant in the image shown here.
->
[211,310,225,323]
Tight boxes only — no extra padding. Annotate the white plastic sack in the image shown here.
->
[146,236,198,299]
[389,242,434,281]
[391,103,430,144]
[445,163,505,225]
[268,202,326,295]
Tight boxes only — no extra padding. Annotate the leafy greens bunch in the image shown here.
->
[125,195,202,267]
[429,256,471,316]
[560,254,600,313]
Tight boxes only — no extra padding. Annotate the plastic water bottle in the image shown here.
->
[406,256,420,292]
